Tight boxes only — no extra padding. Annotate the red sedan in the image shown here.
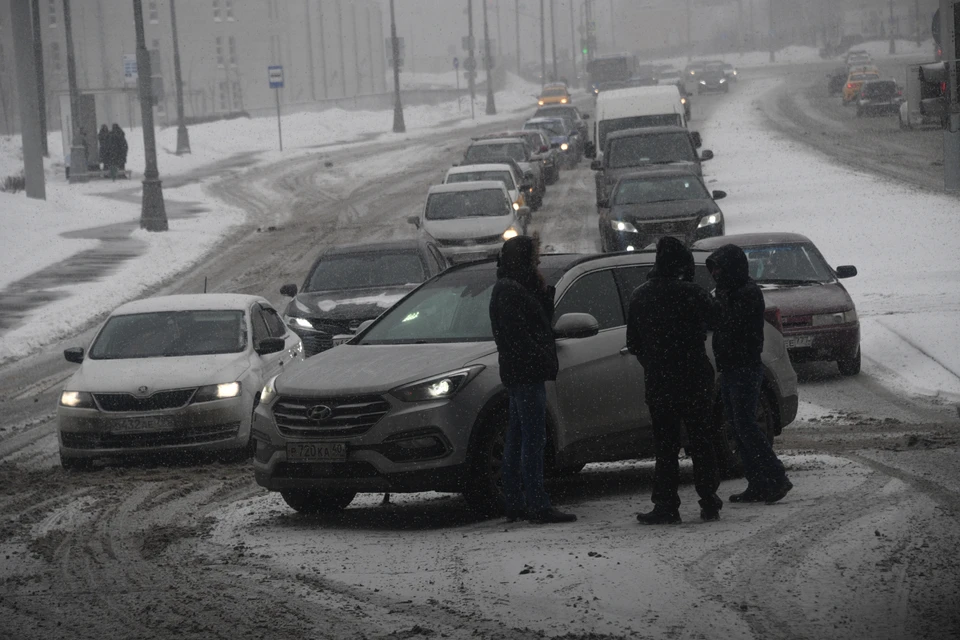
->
[694,233,861,376]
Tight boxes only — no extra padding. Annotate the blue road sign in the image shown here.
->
[268,65,284,89]
[453,57,460,69]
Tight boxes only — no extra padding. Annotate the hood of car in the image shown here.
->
[423,214,515,241]
[68,352,251,393]
[758,282,854,318]
[612,199,718,223]
[275,342,497,397]
[605,163,699,182]
[287,286,414,322]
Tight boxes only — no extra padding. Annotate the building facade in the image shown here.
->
[0,0,387,134]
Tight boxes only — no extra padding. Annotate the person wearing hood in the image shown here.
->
[626,237,723,524]
[110,124,128,180]
[707,244,793,505]
[97,125,112,173]
[489,235,576,525]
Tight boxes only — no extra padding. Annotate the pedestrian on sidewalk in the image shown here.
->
[97,125,111,173]
[110,124,128,180]
[707,244,793,505]
[627,237,724,525]
[489,235,577,525]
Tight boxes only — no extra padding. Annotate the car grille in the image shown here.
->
[61,422,241,450]
[293,319,364,357]
[94,389,197,413]
[301,334,335,357]
[272,395,391,437]
[435,235,503,247]
[782,316,813,329]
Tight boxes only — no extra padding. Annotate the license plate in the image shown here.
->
[286,442,347,462]
[111,417,173,434]
[784,335,814,349]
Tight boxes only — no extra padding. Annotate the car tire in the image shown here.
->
[462,410,508,516]
[280,489,357,513]
[837,348,862,377]
[60,454,95,472]
[715,387,776,479]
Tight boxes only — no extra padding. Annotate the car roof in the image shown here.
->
[427,181,508,194]
[470,138,525,146]
[447,163,515,174]
[323,239,427,256]
[692,232,813,251]
[607,125,689,140]
[526,116,565,124]
[112,293,268,316]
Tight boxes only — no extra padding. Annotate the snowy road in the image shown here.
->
[1,68,959,639]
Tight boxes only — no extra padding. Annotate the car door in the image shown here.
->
[251,306,287,384]
[551,268,648,461]
[261,304,302,364]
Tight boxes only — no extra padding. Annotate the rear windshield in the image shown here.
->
[446,170,516,190]
[851,74,879,82]
[862,82,897,97]
[742,244,834,285]
[525,120,565,137]
[542,87,567,97]
[90,311,247,359]
[607,132,696,169]
[306,252,426,292]
[599,115,683,150]
[466,142,527,163]
[426,190,509,221]
[614,176,709,205]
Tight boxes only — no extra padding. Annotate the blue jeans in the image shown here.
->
[502,383,552,516]
[721,366,788,492]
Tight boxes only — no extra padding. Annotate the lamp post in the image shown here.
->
[483,0,497,114]
[769,0,776,63]
[30,0,48,156]
[389,0,406,132]
[170,0,190,154]
[550,0,558,81]
[888,0,896,55]
[540,0,546,87]
[133,0,168,231]
[570,0,578,87]
[63,0,86,182]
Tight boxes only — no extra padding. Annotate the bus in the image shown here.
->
[587,53,639,96]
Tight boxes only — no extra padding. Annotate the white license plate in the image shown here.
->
[784,335,814,349]
[286,442,347,462]
[111,417,173,434]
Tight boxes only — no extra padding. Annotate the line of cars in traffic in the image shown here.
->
[827,49,903,117]
[54,75,861,519]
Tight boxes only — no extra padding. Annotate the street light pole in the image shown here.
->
[686,0,693,61]
[63,0,86,182]
[389,0,405,132]
[768,0,776,63]
[515,0,521,76]
[570,0,578,88]
[133,0,168,231]
[468,0,476,115]
[914,0,921,47]
[540,0,546,87]
[888,0,896,55]
[483,0,497,114]
[170,0,190,155]
[551,0,558,81]
[609,0,616,50]
[30,0,48,157]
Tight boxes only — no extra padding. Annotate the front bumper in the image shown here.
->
[606,221,722,251]
[58,397,249,458]
[782,323,860,363]
[437,242,503,264]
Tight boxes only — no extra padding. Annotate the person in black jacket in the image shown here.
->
[97,125,112,173]
[627,237,724,524]
[707,244,792,505]
[489,236,576,525]
[110,124,128,180]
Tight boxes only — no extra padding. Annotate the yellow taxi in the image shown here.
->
[538,83,571,106]
[843,67,881,104]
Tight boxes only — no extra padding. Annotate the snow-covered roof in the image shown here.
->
[111,294,268,316]
[428,181,508,194]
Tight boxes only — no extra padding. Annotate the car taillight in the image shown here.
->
[847,83,854,88]
[764,307,783,334]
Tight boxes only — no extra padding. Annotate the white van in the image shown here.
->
[587,86,688,159]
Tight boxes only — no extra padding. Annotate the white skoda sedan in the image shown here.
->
[57,294,303,469]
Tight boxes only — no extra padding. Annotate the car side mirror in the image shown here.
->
[356,319,376,334]
[582,114,590,119]
[517,205,531,217]
[407,215,421,228]
[691,132,703,148]
[590,160,603,171]
[255,337,286,356]
[64,347,85,364]
[554,313,600,340]
[712,190,727,200]
[539,145,549,153]
[585,141,596,158]
[280,284,298,297]
[700,149,714,161]
[836,265,858,279]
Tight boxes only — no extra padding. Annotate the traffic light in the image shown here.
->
[918,62,948,123]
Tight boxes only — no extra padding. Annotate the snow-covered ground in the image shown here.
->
[700,79,960,402]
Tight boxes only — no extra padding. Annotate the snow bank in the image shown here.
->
[701,79,960,400]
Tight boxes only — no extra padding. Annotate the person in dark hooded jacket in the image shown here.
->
[707,244,792,505]
[97,125,112,173]
[626,236,723,524]
[489,236,576,525]
[110,124,128,180]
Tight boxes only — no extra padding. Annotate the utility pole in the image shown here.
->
[133,0,168,231]
[540,0,546,87]
[11,0,45,199]
[483,0,497,114]
[609,0,616,50]
[337,0,347,96]
[585,0,594,63]
[468,0,476,118]
[515,0,521,75]
[888,0,896,54]
[769,0,776,63]
[353,4,362,94]
[170,0,190,155]
[551,0,558,81]
[63,0,86,182]
[318,5,328,98]
[367,7,376,94]
[737,0,745,54]
[30,0,48,156]
[686,0,693,60]
[915,0,922,47]
[496,0,503,60]
[389,0,405,132]
[941,0,960,191]
[570,0,578,87]
[304,0,317,101]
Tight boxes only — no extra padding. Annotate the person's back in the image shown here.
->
[706,244,764,373]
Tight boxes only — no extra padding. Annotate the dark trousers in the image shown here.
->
[720,365,788,492]
[646,375,721,512]
[502,382,552,517]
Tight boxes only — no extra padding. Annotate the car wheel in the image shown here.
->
[837,348,862,376]
[715,387,776,479]
[462,410,507,516]
[280,489,357,513]
[60,454,95,472]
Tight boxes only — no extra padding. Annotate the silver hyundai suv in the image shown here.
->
[252,252,799,514]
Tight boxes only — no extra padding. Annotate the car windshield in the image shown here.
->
[614,176,709,205]
[358,269,496,344]
[465,142,527,163]
[89,310,247,360]
[607,133,696,169]
[742,244,835,284]
[599,116,683,149]
[660,70,680,79]
[305,252,426,292]
[446,170,516,190]
[426,190,509,220]
[525,120,565,136]
[851,74,879,82]
[863,82,897,97]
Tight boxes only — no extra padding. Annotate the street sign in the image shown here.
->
[453,57,460,69]
[123,53,138,85]
[268,65,284,89]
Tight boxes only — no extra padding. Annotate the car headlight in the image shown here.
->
[733,70,738,75]
[503,227,520,240]
[194,381,242,403]
[681,97,687,104]
[286,316,314,331]
[699,80,707,85]
[538,100,545,106]
[611,220,638,233]
[690,70,696,75]
[513,201,521,211]
[561,98,568,104]
[560,142,569,151]
[812,310,858,326]
[260,375,280,405]
[697,213,723,228]
[60,391,95,409]
[719,78,726,84]
[390,366,484,403]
